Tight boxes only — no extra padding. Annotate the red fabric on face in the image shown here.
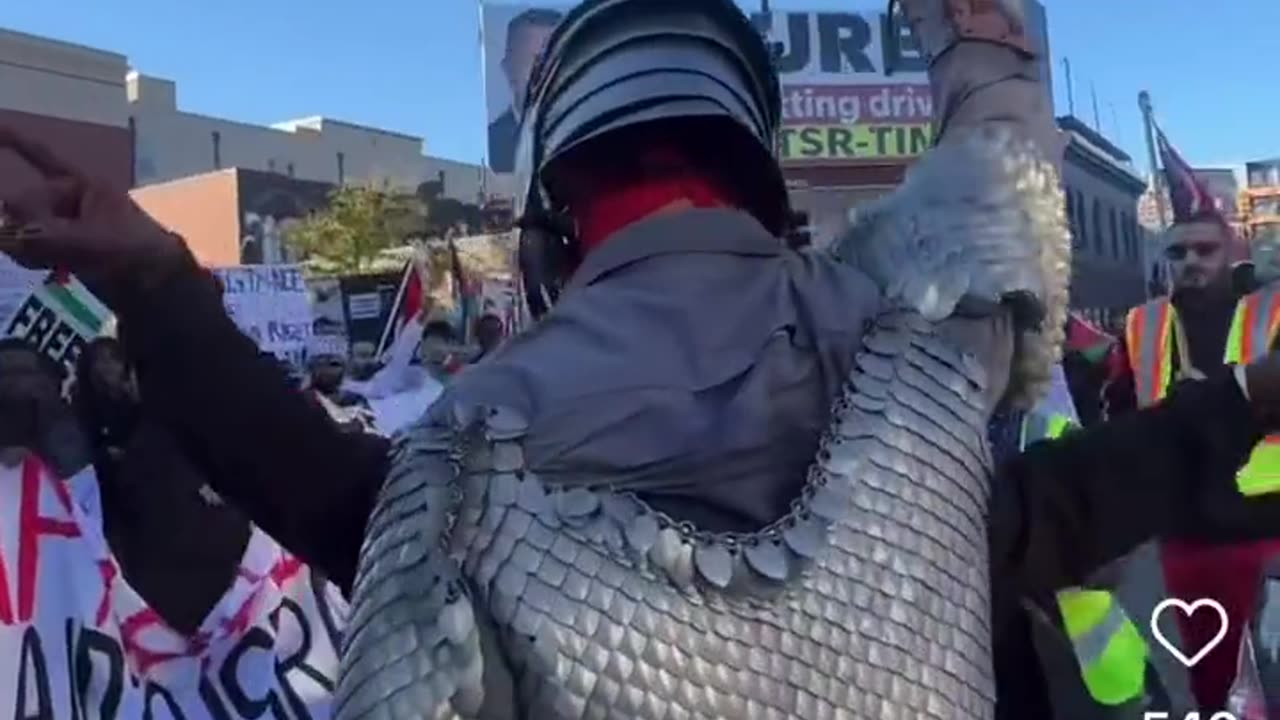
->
[1160,538,1280,709]
[565,146,738,255]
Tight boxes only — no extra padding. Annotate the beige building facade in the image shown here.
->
[0,29,133,191]
[128,72,491,203]
[0,25,491,205]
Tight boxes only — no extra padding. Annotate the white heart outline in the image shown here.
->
[1149,598,1230,668]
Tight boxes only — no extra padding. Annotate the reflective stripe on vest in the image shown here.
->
[1125,299,1175,406]
[1057,590,1149,706]
[1022,413,1150,706]
[1225,286,1280,496]
[1126,285,1280,496]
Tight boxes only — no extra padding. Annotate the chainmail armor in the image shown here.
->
[334,308,997,720]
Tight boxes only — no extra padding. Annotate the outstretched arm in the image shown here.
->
[990,369,1272,597]
[0,127,389,593]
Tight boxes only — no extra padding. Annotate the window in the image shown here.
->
[1109,207,1120,259]
[1092,199,1105,255]
[1065,189,1078,247]
[1076,191,1089,249]
[1125,214,1138,260]
[211,131,222,170]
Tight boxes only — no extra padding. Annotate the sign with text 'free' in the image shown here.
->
[4,272,112,381]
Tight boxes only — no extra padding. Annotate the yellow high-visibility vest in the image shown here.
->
[1125,285,1280,496]
[1022,411,1149,706]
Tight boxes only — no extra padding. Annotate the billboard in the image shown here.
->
[480,3,937,174]
[481,3,1052,175]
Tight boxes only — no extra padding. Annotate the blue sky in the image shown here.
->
[3,0,1276,172]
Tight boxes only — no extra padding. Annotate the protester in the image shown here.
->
[344,310,444,435]
[0,341,349,719]
[3,2,1280,715]
[0,338,87,476]
[469,312,504,364]
[421,317,467,378]
[304,334,376,434]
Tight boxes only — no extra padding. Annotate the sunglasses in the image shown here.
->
[1165,242,1222,261]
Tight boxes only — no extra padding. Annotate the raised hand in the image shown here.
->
[0,126,192,308]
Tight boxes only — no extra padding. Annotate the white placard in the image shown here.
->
[214,265,313,367]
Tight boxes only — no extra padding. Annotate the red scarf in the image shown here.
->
[564,146,738,255]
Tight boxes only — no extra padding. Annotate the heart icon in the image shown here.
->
[1150,598,1230,668]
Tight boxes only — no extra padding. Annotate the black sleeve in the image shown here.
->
[989,369,1269,599]
[117,261,388,593]
[1102,337,1137,419]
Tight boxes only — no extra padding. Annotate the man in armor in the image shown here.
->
[5,1,1280,718]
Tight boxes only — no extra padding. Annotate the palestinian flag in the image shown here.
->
[374,260,424,360]
[1065,312,1116,364]
[1065,312,1128,387]
[41,271,111,337]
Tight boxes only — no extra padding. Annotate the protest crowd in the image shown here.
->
[5,0,1280,719]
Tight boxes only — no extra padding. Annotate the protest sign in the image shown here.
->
[214,265,313,367]
[4,272,113,380]
[0,455,347,720]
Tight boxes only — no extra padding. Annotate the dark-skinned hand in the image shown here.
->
[0,126,191,309]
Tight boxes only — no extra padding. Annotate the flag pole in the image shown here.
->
[1138,91,1170,229]
[1062,58,1075,116]
[376,259,414,359]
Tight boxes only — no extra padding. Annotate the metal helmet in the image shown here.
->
[512,0,788,318]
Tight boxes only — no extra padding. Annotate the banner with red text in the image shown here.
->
[0,455,347,719]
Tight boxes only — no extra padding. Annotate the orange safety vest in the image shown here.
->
[1125,284,1280,495]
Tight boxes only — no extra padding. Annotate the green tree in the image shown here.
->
[286,183,426,274]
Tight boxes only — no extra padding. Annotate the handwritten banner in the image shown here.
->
[214,265,313,367]
[0,455,347,719]
[3,273,113,380]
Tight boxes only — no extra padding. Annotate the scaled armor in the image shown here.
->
[332,122,1070,719]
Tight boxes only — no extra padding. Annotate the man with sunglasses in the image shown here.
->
[1105,201,1280,710]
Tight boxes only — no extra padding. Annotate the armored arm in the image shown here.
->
[832,0,1070,408]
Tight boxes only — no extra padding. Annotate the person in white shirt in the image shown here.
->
[343,311,445,435]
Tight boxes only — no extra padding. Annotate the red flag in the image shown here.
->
[1155,124,1246,261]
[1155,125,1216,223]
[375,259,424,359]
